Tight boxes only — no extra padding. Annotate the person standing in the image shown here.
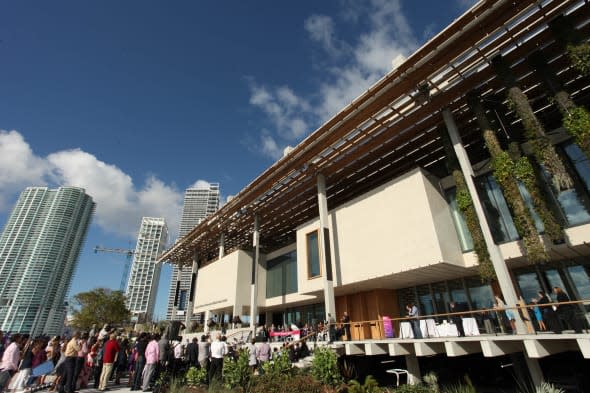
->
[185,338,198,369]
[141,334,160,392]
[208,333,227,386]
[553,287,583,333]
[98,334,120,391]
[341,312,351,341]
[62,332,81,393]
[197,335,210,371]
[132,333,147,391]
[255,337,271,374]
[0,334,23,393]
[73,333,88,391]
[407,303,422,339]
[245,339,257,374]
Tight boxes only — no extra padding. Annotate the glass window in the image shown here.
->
[517,182,544,233]
[475,175,519,243]
[266,250,298,298]
[178,290,187,311]
[431,282,450,315]
[517,272,542,304]
[543,269,565,293]
[446,188,474,252]
[566,265,590,299]
[417,285,435,316]
[448,279,468,304]
[307,231,321,278]
[466,278,495,310]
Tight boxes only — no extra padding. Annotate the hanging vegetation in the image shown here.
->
[567,43,590,76]
[508,143,564,244]
[492,55,574,191]
[452,170,495,280]
[484,131,548,263]
[528,51,590,163]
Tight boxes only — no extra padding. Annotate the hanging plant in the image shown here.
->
[485,131,548,263]
[453,170,496,280]
[492,55,574,191]
[567,43,590,76]
[509,143,564,244]
[506,89,574,191]
[563,106,590,157]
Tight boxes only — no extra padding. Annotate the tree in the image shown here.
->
[70,288,131,330]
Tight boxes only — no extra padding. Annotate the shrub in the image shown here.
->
[223,349,251,390]
[348,375,380,393]
[261,349,294,377]
[393,384,434,393]
[311,347,343,387]
[249,374,324,393]
[185,366,207,386]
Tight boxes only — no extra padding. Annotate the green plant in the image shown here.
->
[261,348,294,377]
[567,43,590,76]
[223,349,252,390]
[185,366,207,386]
[392,383,434,393]
[563,106,590,158]
[348,375,380,393]
[453,170,495,280]
[311,346,343,387]
[249,374,325,393]
[422,372,439,393]
[516,380,565,393]
[169,377,189,393]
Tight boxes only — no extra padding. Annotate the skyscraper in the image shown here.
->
[167,183,220,320]
[125,217,168,322]
[0,187,94,336]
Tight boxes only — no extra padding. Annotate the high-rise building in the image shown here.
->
[125,217,168,322]
[167,183,220,320]
[0,187,94,336]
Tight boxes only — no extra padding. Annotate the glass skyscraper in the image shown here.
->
[167,183,220,321]
[0,187,94,336]
[125,217,168,321]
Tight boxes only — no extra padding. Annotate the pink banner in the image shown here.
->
[269,330,300,337]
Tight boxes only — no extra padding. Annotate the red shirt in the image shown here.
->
[102,339,120,364]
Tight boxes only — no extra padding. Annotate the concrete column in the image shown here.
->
[184,251,199,328]
[171,267,182,321]
[250,215,260,334]
[442,108,526,334]
[405,354,421,385]
[204,310,211,333]
[317,173,336,323]
[219,233,225,259]
[525,357,544,387]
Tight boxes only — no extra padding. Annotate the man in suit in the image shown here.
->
[185,338,199,368]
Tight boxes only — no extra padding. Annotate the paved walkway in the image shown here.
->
[31,379,134,393]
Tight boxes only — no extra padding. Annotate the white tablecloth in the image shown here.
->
[462,317,480,336]
[420,318,439,338]
[400,321,414,338]
[436,322,459,337]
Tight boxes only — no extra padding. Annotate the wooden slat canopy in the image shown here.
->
[159,0,590,267]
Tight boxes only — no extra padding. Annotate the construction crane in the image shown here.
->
[94,246,135,292]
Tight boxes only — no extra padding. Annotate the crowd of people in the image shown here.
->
[0,320,321,393]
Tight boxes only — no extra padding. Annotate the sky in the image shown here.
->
[0,0,476,320]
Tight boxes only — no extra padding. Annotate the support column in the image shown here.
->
[185,251,199,328]
[219,233,225,259]
[525,357,544,387]
[317,173,336,323]
[204,310,211,333]
[442,108,526,334]
[250,215,260,335]
[171,267,182,322]
[405,354,421,385]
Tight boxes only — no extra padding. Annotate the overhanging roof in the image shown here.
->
[159,0,590,267]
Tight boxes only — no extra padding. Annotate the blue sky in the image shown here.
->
[0,0,474,319]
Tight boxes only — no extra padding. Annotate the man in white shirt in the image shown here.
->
[208,333,227,386]
[0,334,24,392]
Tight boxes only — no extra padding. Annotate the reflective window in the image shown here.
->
[466,278,495,309]
[448,280,468,304]
[543,269,566,294]
[178,289,187,311]
[266,250,298,298]
[432,282,450,315]
[417,285,434,316]
[566,265,590,299]
[307,231,321,278]
[517,272,542,303]
[475,175,519,243]
[446,188,474,252]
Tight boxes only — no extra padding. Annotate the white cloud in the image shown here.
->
[0,130,200,239]
[0,130,49,209]
[190,180,212,190]
[247,0,419,159]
